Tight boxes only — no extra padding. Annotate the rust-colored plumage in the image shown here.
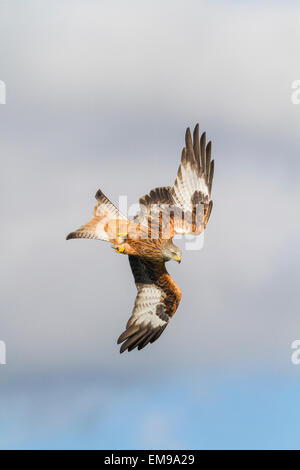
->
[66,124,214,353]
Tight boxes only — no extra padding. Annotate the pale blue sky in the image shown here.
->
[1,368,300,449]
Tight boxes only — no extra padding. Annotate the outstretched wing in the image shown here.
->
[135,124,214,238]
[66,189,127,242]
[117,256,182,353]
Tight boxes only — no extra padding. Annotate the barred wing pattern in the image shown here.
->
[136,124,214,238]
[66,123,215,354]
[117,256,182,353]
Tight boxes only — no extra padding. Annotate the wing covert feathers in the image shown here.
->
[117,256,181,353]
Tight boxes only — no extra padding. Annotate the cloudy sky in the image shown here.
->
[0,0,300,449]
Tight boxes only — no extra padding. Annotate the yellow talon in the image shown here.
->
[117,232,127,237]
[115,246,125,253]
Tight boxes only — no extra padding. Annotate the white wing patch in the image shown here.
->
[129,285,167,328]
[117,283,168,353]
[117,257,181,353]
[134,124,214,237]
[172,159,210,211]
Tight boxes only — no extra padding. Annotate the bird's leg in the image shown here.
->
[112,241,126,254]
[117,232,127,238]
[112,240,137,256]
[115,220,129,240]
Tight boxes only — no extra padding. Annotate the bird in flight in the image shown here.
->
[66,124,214,353]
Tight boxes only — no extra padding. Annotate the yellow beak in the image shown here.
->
[172,255,181,263]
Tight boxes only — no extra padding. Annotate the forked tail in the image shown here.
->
[66,189,128,242]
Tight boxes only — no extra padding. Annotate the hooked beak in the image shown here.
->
[172,255,181,263]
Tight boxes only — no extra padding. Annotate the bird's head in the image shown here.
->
[162,241,181,263]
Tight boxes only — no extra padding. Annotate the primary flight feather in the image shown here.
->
[66,123,214,353]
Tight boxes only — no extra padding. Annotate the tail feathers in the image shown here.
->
[66,189,128,242]
[94,189,127,221]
